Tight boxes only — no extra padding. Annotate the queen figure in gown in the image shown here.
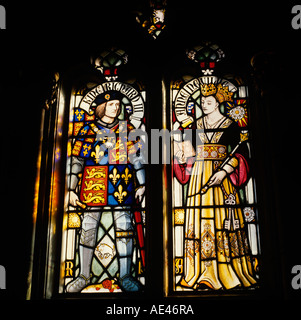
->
[174,83,257,290]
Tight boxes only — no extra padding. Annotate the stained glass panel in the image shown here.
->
[59,49,147,294]
[169,44,260,293]
[136,0,167,39]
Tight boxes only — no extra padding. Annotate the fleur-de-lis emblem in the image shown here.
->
[75,109,84,121]
[91,145,104,164]
[109,168,120,185]
[114,184,127,203]
[121,167,132,185]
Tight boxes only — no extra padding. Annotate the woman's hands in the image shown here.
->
[207,170,227,187]
[202,164,234,194]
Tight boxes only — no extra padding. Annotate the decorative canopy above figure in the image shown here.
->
[91,48,128,82]
[186,42,225,75]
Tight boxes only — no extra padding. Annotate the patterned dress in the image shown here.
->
[176,116,257,290]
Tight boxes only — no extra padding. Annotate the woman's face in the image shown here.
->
[201,96,219,115]
[104,100,120,118]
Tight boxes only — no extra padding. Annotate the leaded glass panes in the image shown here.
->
[168,43,260,293]
[136,0,167,39]
[59,49,147,294]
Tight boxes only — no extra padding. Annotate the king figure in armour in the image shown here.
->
[66,90,145,292]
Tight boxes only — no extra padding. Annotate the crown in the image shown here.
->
[201,83,217,96]
[200,83,234,103]
[215,84,234,103]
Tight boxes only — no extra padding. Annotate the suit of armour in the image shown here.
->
[66,108,145,293]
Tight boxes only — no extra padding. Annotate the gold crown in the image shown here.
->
[201,83,216,96]
[215,84,233,103]
[201,83,233,103]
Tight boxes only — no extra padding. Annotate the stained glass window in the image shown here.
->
[136,0,167,39]
[48,48,147,295]
[167,43,260,293]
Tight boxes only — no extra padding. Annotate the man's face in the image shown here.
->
[105,100,120,118]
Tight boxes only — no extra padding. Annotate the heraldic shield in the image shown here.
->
[80,166,108,206]
[79,164,135,207]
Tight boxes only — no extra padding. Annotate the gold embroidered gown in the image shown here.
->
[179,116,256,290]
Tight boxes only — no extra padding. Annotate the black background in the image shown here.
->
[0,0,301,310]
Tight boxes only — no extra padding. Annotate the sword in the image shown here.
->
[201,131,248,194]
[134,198,146,268]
